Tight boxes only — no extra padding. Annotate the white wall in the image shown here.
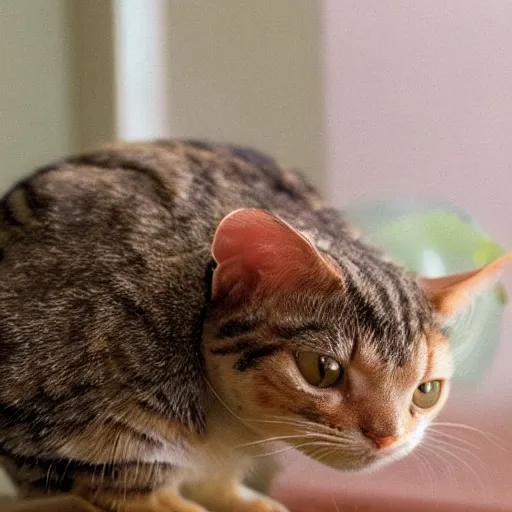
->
[323,1,512,243]
[276,2,512,509]
[0,1,325,190]
[166,0,325,187]
[0,0,77,192]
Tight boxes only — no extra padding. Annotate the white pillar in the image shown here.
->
[113,0,172,141]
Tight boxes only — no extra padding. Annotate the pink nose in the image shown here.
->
[364,433,397,449]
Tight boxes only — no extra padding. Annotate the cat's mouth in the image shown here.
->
[368,439,416,470]
[298,438,415,473]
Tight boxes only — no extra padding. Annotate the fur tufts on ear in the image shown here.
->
[419,252,512,319]
[210,209,342,301]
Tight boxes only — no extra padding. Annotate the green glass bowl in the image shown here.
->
[344,199,507,384]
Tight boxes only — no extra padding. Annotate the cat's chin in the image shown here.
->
[315,454,402,473]
[306,443,415,474]
[300,447,377,472]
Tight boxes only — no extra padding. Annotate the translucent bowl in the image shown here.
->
[344,198,507,384]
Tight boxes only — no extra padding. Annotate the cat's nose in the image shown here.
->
[361,428,397,449]
[370,435,397,449]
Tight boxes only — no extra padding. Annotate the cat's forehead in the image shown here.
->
[326,247,434,367]
[266,257,434,369]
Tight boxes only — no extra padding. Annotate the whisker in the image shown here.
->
[430,443,487,500]
[205,379,251,428]
[205,378,362,466]
[427,436,486,468]
[331,494,340,512]
[307,445,333,463]
[121,433,130,509]
[236,432,353,449]
[254,415,356,440]
[432,422,508,452]
[420,450,439,497]
[427,428,480,450]
[204,443,223,468]
[231,413,357,447]
[206,380,350,441]
[420,444,456,492]
[409,451,434,498]
[133,458,140,497]
[428,438,490,488]
[314,447,337,465]
[253,441,337,458]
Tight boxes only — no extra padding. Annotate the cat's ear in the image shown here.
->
[211,208,341,301]
[419,252,512,319]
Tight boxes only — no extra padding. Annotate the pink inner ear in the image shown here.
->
[211,208,341,300]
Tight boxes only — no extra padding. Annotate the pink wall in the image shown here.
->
[276,1,512,509]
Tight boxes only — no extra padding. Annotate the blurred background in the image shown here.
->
[1,0,512,509]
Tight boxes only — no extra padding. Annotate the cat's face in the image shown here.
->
[204,208,506,472]
[204,293,452,472]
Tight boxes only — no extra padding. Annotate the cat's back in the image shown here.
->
[0,139,341,426]
[0,139,325,255]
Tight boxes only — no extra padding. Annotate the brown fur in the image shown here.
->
[0,139,500,511]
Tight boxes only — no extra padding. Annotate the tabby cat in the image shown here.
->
[0,140,509,512]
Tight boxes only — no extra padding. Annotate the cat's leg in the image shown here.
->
[8,492,209,512]
[182,479,289,512]
[0,495,100,512]
[119,489,209,512]
[242,457,280,495]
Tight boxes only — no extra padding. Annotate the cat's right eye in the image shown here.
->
[295,351,343,388]
[412,380,442,409]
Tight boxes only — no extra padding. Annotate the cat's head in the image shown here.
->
[203,208,511,471]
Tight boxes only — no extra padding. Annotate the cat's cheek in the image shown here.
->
[252,371,305,415]
[406,417,429,450]
[252,358,345,420]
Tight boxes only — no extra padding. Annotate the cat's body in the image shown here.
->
[0,140,504,511]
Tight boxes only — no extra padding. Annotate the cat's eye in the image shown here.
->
[412,380,442,409]
[295,351,343,388]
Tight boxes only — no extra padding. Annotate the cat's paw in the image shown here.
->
[230,487,289,512]
[232,497,289,512]
[121,489,209,512]
[182,480,288,512]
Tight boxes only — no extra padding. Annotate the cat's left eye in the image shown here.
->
[412,380,442,409]
[295,351,343,388]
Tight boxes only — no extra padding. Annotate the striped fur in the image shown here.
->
[0,139,448,511]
